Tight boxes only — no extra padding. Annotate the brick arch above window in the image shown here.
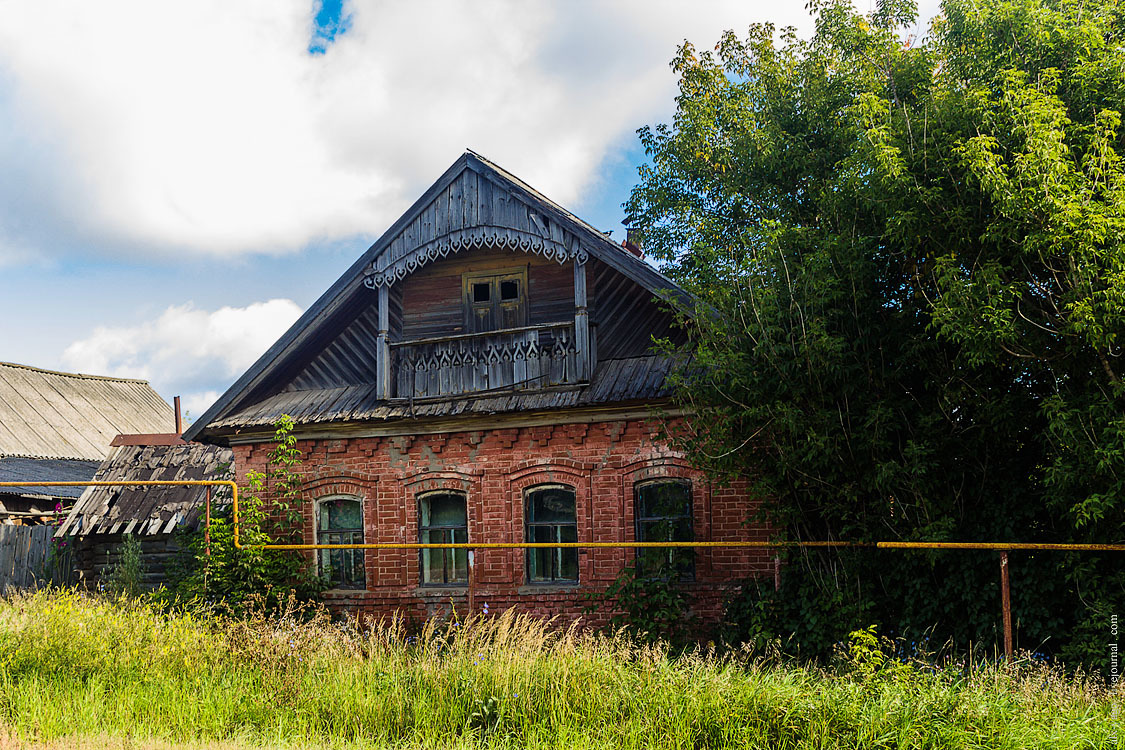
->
[300,474,377,500]
[403,469,479,497]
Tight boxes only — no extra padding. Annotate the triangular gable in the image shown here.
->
[184,151,689,442]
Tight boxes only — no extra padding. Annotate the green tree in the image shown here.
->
[172,416,323,615]
[627,0,1125,666]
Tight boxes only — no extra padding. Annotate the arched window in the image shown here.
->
[418,491,468,585]
[635,480,694,580]
[525,484,578,584]
[317,496,365,589]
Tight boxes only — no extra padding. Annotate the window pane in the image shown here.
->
[500,279,519,300]
[637,482,691,519]
[419,495,468,585]
[525,486,578,584]
[317,499,365,588]
[420,493,467,527]
[527,487,576,523]
[323,498,363,530]
[635,481,694,580]
[473,282,491,303]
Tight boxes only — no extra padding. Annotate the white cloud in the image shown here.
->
[0,0,826,261]
[61,299,303,417]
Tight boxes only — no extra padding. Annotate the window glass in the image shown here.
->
[473,282,491,303]
[635,481,694,579]
[526,485,578,583]
[317,497,365,589]
[500,279,520,301]
[419,492,468,585]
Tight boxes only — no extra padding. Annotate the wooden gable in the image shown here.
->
[185,152,691,442]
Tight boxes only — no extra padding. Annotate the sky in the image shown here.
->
[0,0,942,423]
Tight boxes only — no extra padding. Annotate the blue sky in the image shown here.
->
[0,0,941,421]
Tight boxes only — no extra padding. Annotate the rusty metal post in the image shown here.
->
[1000,550,1013,659]
[773,554,781,591]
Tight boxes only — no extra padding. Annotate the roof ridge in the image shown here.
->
[0,361,154,385]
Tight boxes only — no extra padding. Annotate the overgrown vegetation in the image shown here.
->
[104,533,145,599]
[583,562,697,647]
[0,591,1118,749]
[627,0,1125,667]
[168,416,324,615]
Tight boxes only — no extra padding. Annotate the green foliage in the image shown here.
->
[0,590,1117,749]
[104,533,144,599]
[170,415,324,614]
[584,562,697,646]
[627,0,1125,669]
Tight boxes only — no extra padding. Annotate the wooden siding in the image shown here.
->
[591,259,685,360]
[400,250,576,341]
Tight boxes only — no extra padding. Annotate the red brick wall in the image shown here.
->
[233,417,771,628]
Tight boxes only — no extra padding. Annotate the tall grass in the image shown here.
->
[0,590,1119,748]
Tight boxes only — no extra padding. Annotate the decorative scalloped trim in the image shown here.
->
[363,226,588,288]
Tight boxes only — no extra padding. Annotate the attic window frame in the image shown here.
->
[462,267,528,333]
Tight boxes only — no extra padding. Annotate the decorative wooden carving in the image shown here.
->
[364,226,589,288]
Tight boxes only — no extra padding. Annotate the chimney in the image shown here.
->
[174,396,182,436]
[622,228,643,258]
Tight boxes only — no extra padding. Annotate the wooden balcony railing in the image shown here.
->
[389,322,587,399]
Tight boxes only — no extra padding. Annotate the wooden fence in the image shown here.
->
[0,525,71,593]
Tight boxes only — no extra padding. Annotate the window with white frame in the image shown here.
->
[525,484,578,584]
[418,491,469,585]
[317,496,365,589]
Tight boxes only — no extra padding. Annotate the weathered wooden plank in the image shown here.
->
[449,173,463,232]
[463,169,479,228]
[435,184,449,237]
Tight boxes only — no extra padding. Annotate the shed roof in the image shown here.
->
[0,456,102,500]
[0,362,174,461]
[56,440,233,537]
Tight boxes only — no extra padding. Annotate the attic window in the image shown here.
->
[463,268,528,333]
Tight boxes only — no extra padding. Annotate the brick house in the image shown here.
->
[184,152,770,623]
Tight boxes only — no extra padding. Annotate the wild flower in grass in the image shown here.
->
[483,602,490,616]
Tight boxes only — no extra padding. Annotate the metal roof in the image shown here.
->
[0,362,174,461]
[56,441,233,537]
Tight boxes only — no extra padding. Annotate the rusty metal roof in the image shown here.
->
[0,362,174,461]
[56,441,233,537]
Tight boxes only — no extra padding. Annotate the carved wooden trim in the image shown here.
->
[363,226,589,288]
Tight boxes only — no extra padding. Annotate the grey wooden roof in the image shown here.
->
[184,152,690,442]
[206,355,676,432]
[56,441,233,537]
[0,456,102,499]
[0,362,174,461]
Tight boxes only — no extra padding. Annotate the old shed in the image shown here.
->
[56,434,232,588]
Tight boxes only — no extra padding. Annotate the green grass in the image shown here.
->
[0,590,1120,748]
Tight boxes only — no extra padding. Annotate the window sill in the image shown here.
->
[322,588,368,596]
[516,584,581,596]
[413,585,469,597]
